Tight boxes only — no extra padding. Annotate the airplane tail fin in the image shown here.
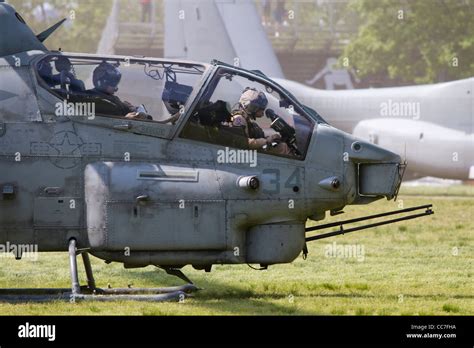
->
[164,0,284,78]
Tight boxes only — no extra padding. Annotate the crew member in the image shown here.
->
[88,62,151,120]
[232,87,290,155]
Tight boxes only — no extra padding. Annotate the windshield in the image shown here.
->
[181,68,314,160]
[36,54,205,123]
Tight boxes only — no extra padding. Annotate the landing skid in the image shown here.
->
[0,239,198,303]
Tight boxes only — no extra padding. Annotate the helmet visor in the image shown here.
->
[106,72,121,88]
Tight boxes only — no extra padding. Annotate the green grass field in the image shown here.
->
[0,184,472,315]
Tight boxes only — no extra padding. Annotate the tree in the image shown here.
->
[341,0,474,84]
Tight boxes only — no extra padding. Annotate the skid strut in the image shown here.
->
[0,239,198,302]
[306,204,434,242]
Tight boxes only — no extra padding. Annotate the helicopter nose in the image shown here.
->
[307,125,403,209]
[349,138,402,163]
[347,138,404,201]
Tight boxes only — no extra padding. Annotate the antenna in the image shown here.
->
[36,18,67,42]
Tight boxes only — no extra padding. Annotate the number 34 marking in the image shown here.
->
[262,168,301,194]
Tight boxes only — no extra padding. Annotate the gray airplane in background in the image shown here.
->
[163,0,474,181]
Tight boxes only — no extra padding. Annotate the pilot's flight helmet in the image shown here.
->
[37,58,53,78]
[54,55,72,72]
[239,87,268,118]
[93,62,121,93]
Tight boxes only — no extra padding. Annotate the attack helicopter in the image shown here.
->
[0,2,432,301]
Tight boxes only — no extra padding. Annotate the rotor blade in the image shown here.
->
[36,18,66,42]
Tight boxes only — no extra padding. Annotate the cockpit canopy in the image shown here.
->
[35,54,206,122]
[180,67,315,160]
[34,54,316,160]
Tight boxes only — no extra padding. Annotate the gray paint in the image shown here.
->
[0,4,46,56]
[276,78,474,180]
[160,0,474,180]
[0,3,401,271]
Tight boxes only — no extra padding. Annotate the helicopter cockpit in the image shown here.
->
[35,54,205,124]
[34,55,314,158]
[180,67,315,160]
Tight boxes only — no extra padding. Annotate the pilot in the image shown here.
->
[231,87,291,155]
[38,56,85,92]
[37,58,56,87]
[88,62,151,120]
